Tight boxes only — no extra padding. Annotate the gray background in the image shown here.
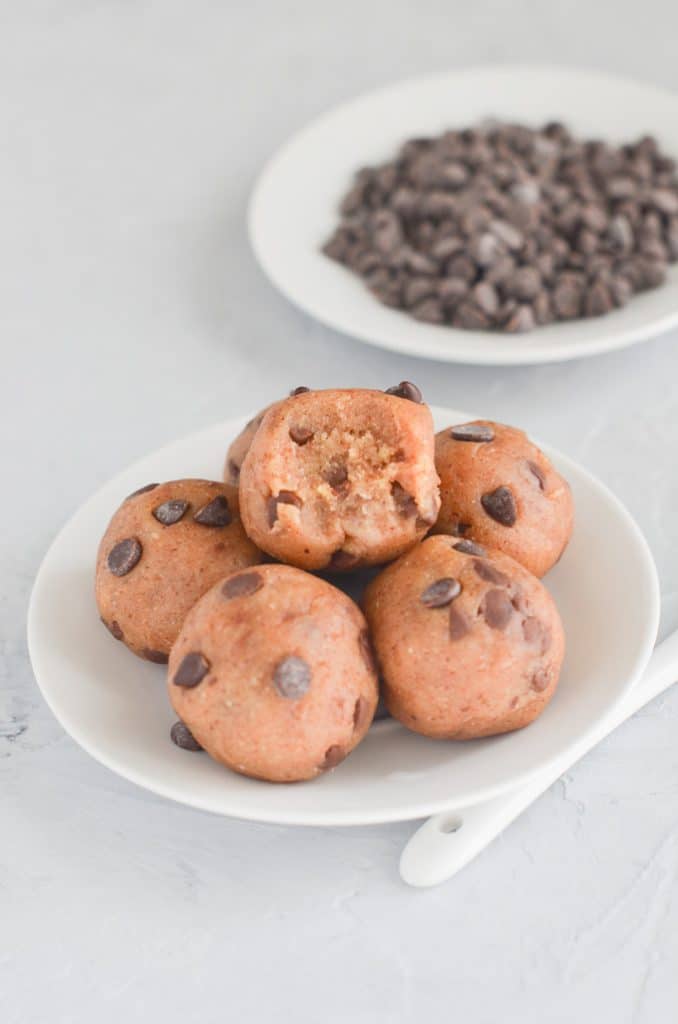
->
[3,2,678,1021]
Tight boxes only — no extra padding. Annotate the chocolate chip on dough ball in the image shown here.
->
[364,535,565,739]
[167,564,379,782]
[96,480,263,662]
[433,420,573,577]
[238,386,441,571]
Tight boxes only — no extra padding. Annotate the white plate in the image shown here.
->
[249,66,678,366]
[28,408,660,825]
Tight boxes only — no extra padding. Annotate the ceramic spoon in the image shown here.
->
[399,627,678,888]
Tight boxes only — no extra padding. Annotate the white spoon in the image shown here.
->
[400,627,678,888]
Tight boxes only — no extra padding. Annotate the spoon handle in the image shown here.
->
[399,628,678,888]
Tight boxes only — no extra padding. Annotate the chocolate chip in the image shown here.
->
[470,231,502,267]
[482,589,514,630]
[101,617,124,641]
[481,486,517,526]
[372,209,403,253]
[451,423,494,443]
[532,668,551,692]
[449,606,470,641]
[553,278,583,319]
[324,463,349,490]
[490,219,524,251]
[585,279,614,317]
[391,481,418,517]
[290,386,310,396]
[107,538,142,576]
[510,180,540,205]
[453,301,490,330]
[142,648,169,664]
[486,255,516,285]
[328,549,360,571]
[505,304,536,332]
[173,652,210,688]
[222,571,264,599]
[356,249,382,275]
[385,381,422,403]
[227,459,240,483]
[430,236,464,263]
[608,176,636,200]
[170,721,203,751]
[193,495,232,527]
[353,696,371,732]
[421,578,461,608]
[404,275,437,307]
[453,540,487,556]
[412,297,444,323]
[447,253,477,282]
[438,277,468,308]
[473,560,510,586]
[402,247,437,275]
[506,266,541,300]
[268,490,303,527]
[289,424,314,445]
[526,460,546,490]
[611,275,633,307]
[608,214,634,253]
[273,655,311,699]
[152,499,189,526]
[126,483,159,500]
[321,744,346,770]
[358,628,377,674]
[472,281,499,317]
[523,617,552,654]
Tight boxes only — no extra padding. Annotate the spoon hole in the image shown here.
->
[438,815,463,834]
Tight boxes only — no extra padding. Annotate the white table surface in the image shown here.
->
[3,2,678,1021]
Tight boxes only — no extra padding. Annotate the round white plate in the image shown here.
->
[249,66,678,365]
[28,408,659,825]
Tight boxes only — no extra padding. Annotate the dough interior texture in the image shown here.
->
[364,534,565,740]
[238,389,441,570]
[167,564,379,782]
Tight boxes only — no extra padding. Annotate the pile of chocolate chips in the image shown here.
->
[322,121,678,332]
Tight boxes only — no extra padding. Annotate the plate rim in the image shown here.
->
[27,408,661,826]
[249,63,678,367]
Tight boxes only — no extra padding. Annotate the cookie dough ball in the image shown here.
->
[96,480,263,662]
[364,534,565,739]
[167,564,379,782]
[433,420,574,577]
[223,387,310,485]
[238,384,441,571]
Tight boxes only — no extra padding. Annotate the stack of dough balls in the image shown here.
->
[95,384,573,782]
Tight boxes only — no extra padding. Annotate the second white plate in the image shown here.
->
[249,66,678,365]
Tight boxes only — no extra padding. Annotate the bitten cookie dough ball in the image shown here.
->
[433,420,574,577]
[96,480,263,662]
[223,387,311,485]
[364,535,565,739]
[238,384,441,571]
[167,564,379,782]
